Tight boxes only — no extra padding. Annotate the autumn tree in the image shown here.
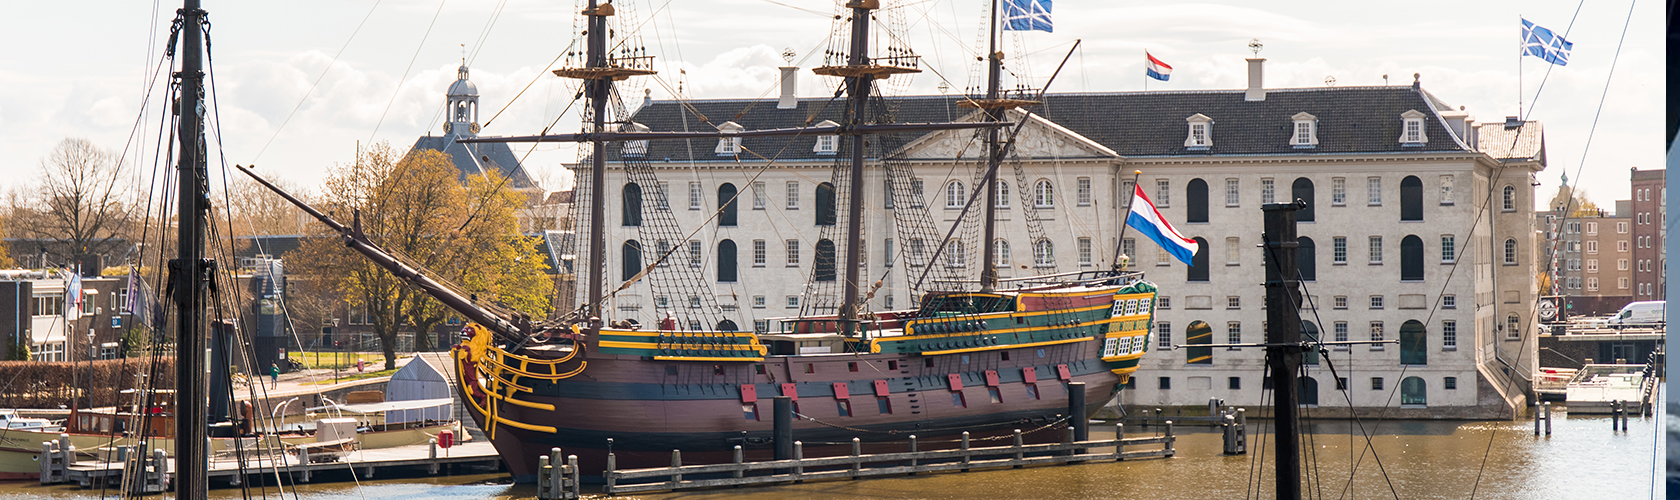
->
[290,143,551,370]
[7,138,132,268]
[1545,185,1603,217]
[228,175,308,238]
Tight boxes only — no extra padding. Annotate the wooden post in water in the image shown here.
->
[733,445,744,480]
[908,435,919,475]
[1115,422,1125,461]
[1069,381,1088,444]
[773,396,793,460]
[1543,402,1552,435]
[960,432,971,471]
[852,438,863,477]
[1165,420,1176,457]
[793,441,805,481]
[1012,429,1024,466]
[1263,201,1305,500]
[670,449,682,489]
[1534,401,1542,436]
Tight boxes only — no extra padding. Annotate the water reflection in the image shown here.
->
[0,417,1657,499]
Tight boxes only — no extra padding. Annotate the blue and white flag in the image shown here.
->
[1126,184,1198,265]
[64,271,82,318]
[1145,52,1173,81]
[1521,18,1571,66]
[1002,0,1052,32]
[126,269,161,331]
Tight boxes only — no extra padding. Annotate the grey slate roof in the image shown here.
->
[1475,120,1545,163]
[410,134,536,189]
[625,85,1478,162]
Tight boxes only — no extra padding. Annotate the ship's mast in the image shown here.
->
[173,0,211,497]
[837,0,875,329]
[977,0,1003,292]
[584,0,609,333]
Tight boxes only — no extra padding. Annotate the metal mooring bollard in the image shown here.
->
[1543,402,1552,435]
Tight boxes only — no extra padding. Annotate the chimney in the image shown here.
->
[1245,58,1265,101]
[777,66,798,109]
[1504,116,1522,129]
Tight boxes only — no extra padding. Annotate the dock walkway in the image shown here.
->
[57,440,500,488]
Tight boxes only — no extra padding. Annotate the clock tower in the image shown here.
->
[445,64,480,137]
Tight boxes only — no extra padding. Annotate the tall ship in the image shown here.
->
[245,0,1167,480]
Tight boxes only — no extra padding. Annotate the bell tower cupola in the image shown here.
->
[445,63,480,137]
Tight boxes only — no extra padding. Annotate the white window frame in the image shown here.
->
[786,240,800,267]
[716,121,743,154]
[945,180,966,209]
[1033,239,1055,267]
[995,180,1011,209]
[1368,236,1383,264]
[1441,235,1456,263]
[751,181,766,210]
[1034,180,1055,208]
[1077,177,1092,207]
[995,239,1011,267]
[1398,110,1428,145]
[1367,177,1382,206]
[813,120,840,154]
[688,182,703,210]
[786,181,800,209]
[752,240,767,267]
[1155,179,1170,207]
[1261,178,1275,205]
[1332,236,1347,264]
[1225,178,1240,207]
[1184,113,1213,149]
[1331,177,1346,206]
[1291,112,1318,147]
[1441,320,1457,350]
[1078,238,1093,266]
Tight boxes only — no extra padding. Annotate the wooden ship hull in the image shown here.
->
[453,283,1156,479]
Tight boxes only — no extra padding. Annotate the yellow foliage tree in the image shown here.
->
[291,143,551,370]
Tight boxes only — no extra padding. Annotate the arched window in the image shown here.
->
[1503,238,1517,265]
[1292,178,1315,222]
[1501,185,1516,211]
[1034,180,1055,208]
[1400,376,1427,406]
[717,183,738,227]
[1302,321,1320,365]
[1400,235,1423,281]
[717,239,738,282]
[1298,377,1319,406]
[1400,175,1422,221]
[717,319,739,332]
[815,182,836,226]
[1188,237,1210,282]
[622,183,643,226]
[621,240,643,281]
[1296,236,1316,281]
[996,181,1011,208]
[1033,239,1054,267]
[1399,320,1426,365]
[995,239,1011,267]
[1186,178,1209,223]
[1185,320,1212,364]
[946,240,967,268]
[814,239,837,281]
[946,180,966,208]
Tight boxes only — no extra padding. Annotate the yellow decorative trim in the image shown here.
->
[919,336,1093,356]
[653,355,767,362]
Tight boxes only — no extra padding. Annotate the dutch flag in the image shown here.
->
[1145,52,1172,82]
[1127,183,1198,265]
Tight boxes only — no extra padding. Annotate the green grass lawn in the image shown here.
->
[287,351,390,370]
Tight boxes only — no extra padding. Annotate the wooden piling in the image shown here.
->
[793,441,805,481]
[1164,420,1175,457]
[670,449,682,489]
[1543,402,1552,435]
[907,436,918,475]
[1012,429,1024,467]
[852,438,863,477]
[960,432,971,471]
[733,445,745,479]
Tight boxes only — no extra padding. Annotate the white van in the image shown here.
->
[1606,301,1664,327]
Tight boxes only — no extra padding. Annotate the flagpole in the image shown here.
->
[1517,14,1523,120]
[1111,169,1143,271]
[1142,50,1147,91]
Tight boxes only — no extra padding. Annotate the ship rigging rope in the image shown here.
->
[1472,2,1636,498]
[366,0,449,145]
[206,28,350,500]
[251,0,383,163]
[1259,236,1400,500]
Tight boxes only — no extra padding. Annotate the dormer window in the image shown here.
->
[1291,112,1318,148]
[813,120,840,155]
[1398,110,1428,146]
[621,122,650,157]
[716,121,743,155]
[1184,114,1212,150]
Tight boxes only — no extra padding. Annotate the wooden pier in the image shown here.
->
[47,439,502,489]
[599,423,1175,496]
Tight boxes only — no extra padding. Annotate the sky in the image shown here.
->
[0,0,1663,211]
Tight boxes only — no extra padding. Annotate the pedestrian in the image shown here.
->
[270,363,279,389]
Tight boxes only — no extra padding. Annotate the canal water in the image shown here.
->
[0,415,1660,499]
